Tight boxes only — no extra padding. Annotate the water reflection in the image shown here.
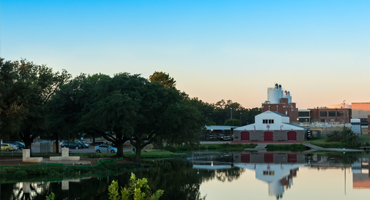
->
[0,152,369,199]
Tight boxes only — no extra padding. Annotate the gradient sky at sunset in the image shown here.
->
[1,0,370,109]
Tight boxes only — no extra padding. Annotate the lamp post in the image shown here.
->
[230,108,233,119]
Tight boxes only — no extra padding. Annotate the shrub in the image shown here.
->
[326,131,341,142]
[108,174,164,200]
[14,170,27,178]
[325,128,360,148]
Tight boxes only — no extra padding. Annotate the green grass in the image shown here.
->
[357,134,370,144]
[266,144,306,152]
[164,143,257,152]
[122,150,186,158]
[0,160,144,183]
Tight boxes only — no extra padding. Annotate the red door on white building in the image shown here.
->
[241,131,250,141]
[264,131,273,141]
[241,153,250,163]
[264,153,273,163]
[287,131,297,140]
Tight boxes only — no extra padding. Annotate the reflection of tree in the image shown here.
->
[1,182,51,200]
[0,160,244,199]
[214,167,245,182]
[133,160,244,200]
[325,153,359,165]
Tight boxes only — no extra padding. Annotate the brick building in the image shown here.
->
[308,107,351,124]
[261,83,298,123]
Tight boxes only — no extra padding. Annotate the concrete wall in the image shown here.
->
[234,130,305,141]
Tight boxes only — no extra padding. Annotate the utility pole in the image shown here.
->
[230,108,233,119]
[240,112,242,125]
[343,100,346,127]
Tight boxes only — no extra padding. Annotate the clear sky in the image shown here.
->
[1,0,370,109]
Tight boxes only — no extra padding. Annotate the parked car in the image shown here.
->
[75,141,86,149]
[82,142,90,148]
[95,145,117,153]
[4,141,25,149]
[1,143,18,151]
[60,141,84,149]
[220,134,231,141]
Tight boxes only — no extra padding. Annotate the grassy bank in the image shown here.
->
[164,143,257,152]
[266,144,306,152]
[0,159,142,183]
[123,150,187,158]
[0,150,184,159]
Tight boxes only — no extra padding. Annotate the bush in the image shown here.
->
[108,174,164,200]
[325,128,360,148]
[326,131,342,142]
[14,170,27,178]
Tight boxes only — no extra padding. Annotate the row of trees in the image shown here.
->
[188,98,261,126]
[0,58,260,164]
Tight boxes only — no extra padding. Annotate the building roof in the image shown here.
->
[258,110,288,117]
[205,125,238,130]
[282,123,307,130]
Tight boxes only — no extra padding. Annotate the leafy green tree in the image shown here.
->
[80,73,135,157]
[108,174,164,200]
[46,74,87,152]
[0,59,70,149]
[128,81,205,164]
[224,119,241,126]
[0,59,26,138]
[149,71,176,88]
[186,97,215,125]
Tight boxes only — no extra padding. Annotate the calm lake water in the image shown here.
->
[1,152,369,200]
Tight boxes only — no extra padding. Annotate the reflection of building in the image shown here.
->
[233,153,304,199]
[233,111,306,142]
[235,162,303,199]
[261,84,298,123]
[233,152,306,164]
[352,158,370,189]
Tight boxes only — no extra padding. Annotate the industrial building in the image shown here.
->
[306,107,351,124]
[233,111,306,142]
[261,83,298,123]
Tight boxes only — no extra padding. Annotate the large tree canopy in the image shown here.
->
[149,71,176,88]
[55,73,205,161]
[0,59,70,148]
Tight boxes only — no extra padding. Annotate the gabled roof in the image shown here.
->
[282,123,307,130]
[257,110,288,117]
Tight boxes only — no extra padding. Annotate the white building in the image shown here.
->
[233,111,306,142]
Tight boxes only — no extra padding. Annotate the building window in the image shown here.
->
[263,119,274,124]
[330,119,335,122]
[320,111,327,117]
[337,111,343,117]
[328,111,336,117]
[298,112,310,117]
[263,171,275,175]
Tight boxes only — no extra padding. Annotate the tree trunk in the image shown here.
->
[20,130,34,154]
[92,134,95,144]
[116,139,124,157]
[135,147,142,165]
[55,133,59,154]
